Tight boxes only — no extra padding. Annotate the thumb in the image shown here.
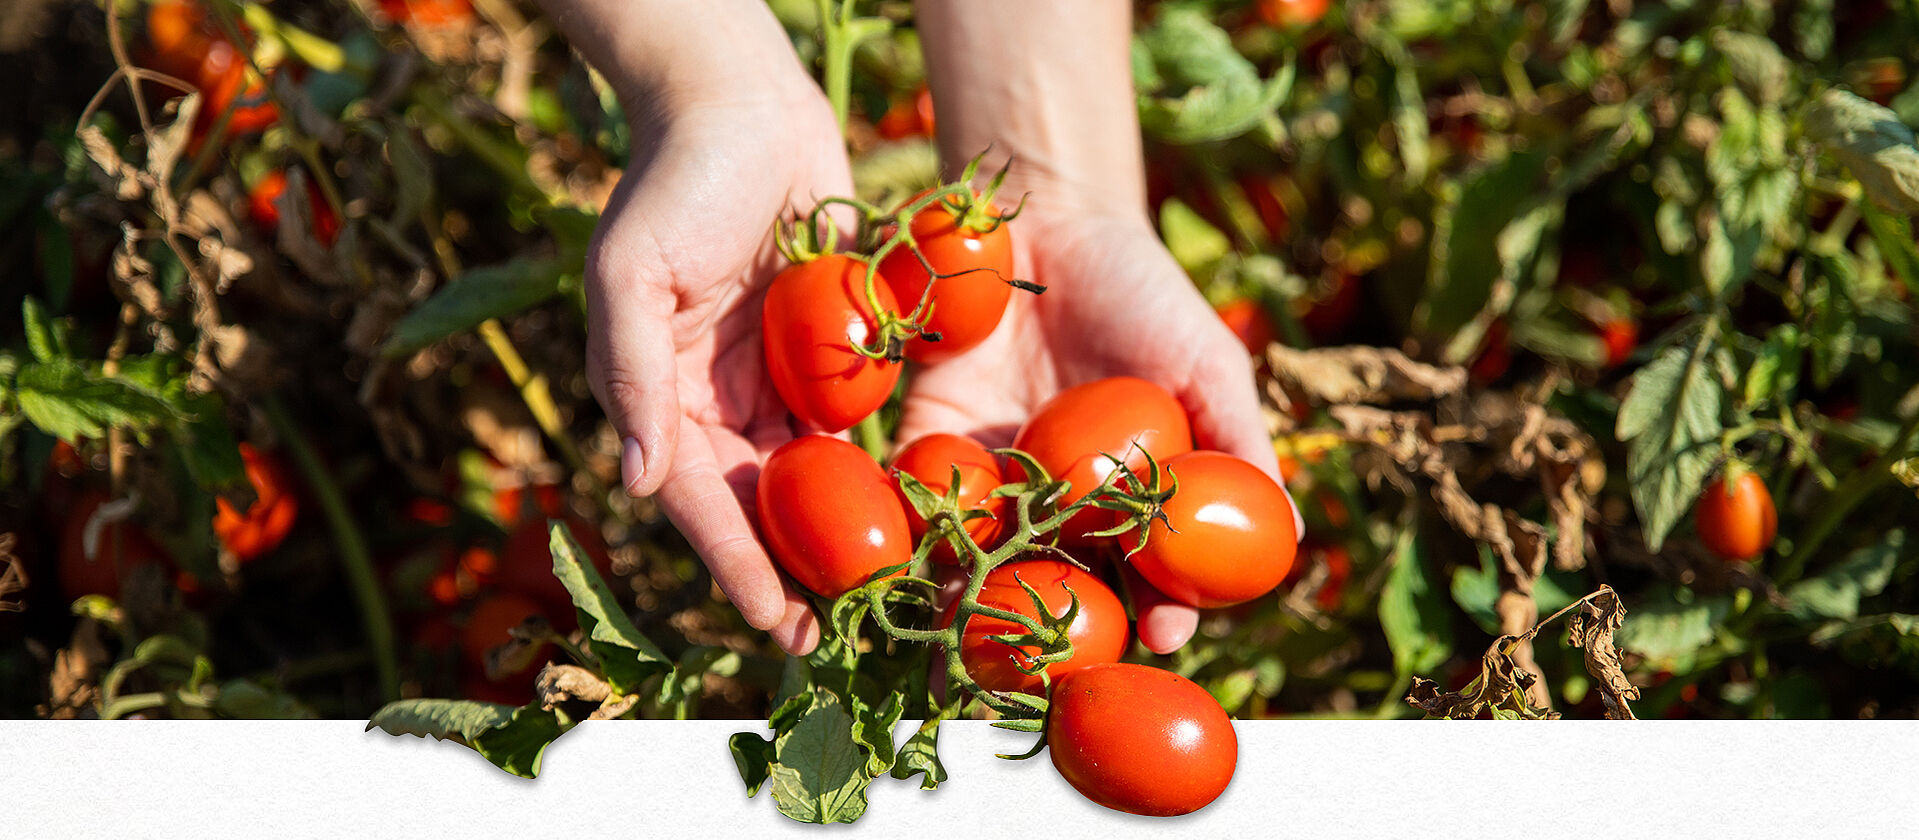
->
[1178,334,1305,541]
[584,200,683,498]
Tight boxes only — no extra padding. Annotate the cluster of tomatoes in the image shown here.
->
[141,0,281,148]
[754,181,1303,818]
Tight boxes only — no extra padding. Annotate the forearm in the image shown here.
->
[534,0,818,123]
[915,0,1145,221]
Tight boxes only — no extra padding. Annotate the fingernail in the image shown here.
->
[621,436,646,496]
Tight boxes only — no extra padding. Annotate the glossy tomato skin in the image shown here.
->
[763,254,902,432]
[890,433,1007,564]
[212,443,299,562]
[757,435,912,598]
[1011,377,1194,546]
[942,558,1128,694]
[1214,298,1276,355]
[1131,451,1298,608]
[1257,0,1330,28]
[1047,663,1238,817]
[876,190,1014,363]
[1695,472,1777,561]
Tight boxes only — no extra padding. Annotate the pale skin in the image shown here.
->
[536,0,1295,656]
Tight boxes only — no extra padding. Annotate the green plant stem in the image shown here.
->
[1776,406,1919,583]
[262,394,401,702]
[853,410,887,463]
[814,0,888,134]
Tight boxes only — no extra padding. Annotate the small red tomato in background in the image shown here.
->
[1214,297,1276,355]
[380,0,474,27]
[212,443,299,562]
[942,558,1128,694]
[889,433,1007,564]
[875,85,936,140]
[144,2,278,143]
[762,254,901,432]
[876,189,1015,363]
[1257,0,1330,29]
[1047,663,1238,817]
[1695,471,1777,561]
[493,482,566,529]
[1469,320,1512,386]
[1283,541,1350,611]
[1598,316,1637,368]
[757,435,912,598]
[248,170,341,247]
[460,592,549,705]
[59,490,173,602]
[1011,377,1194,547]
[1130,451,1298,608]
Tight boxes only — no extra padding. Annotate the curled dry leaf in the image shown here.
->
[43,616,112,720]
[1405,635,1558,720]
[1264,344,1468,406]
[0,534,25,613]
[1565,587,1639,720]
[482,614,555,682]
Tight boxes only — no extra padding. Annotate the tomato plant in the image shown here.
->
[889,433,1007,564]
[1694,471,1777,562]
[942,558,1127,694]
[874,85,935,140]
[144,1,278,141]
[58,490,172,602]
[762,254,902,432]
[1215,297,1276,355]
[876,188,1015,363]
[1256,0,1330,29]
[1011,377,1194,546]
[380,0,474,27]
[248,170,340,247]
[1130,451,1297,608]
[1046,663,1238,817]
[756,435,911,598]
[211,443,298,562]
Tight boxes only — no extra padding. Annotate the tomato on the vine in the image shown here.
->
[1011,377,1194,546]
[942,558,1127,695]
[1047,663,1238,817]
[1214,297,1276,355]
[248,170,340,247]
[876,189,1014,363]
[762,254,901,432]
[1130,451,1297,608]
[1695,471,1777,561]
[889,433,1007,564]
[874,86,935,140]
[144,1,278,141]
[212,443,299,562]
[1257,0,1330,28]
[757,435,911,598]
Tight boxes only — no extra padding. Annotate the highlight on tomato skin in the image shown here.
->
[1129,450,1298,609]
[761,254,902,433]
[756,435,912,599]
[1010,376,1194,547]
[1046,663,1238,817]
[940,557,1128,694]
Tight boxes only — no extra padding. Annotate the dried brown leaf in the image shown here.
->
[1266,344,1468,405]
[0,534,25,613]
[44,617,112,719]
[1565,587,1639,720]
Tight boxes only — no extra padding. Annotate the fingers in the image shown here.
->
[653,421,791,632]
[1123,564,1199,654]
[584,195,683,499]
[1176,331,1307,540]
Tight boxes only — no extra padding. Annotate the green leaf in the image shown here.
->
[15,359,179,444]
[1744,324,1802,407]
[21,297,60,363]
[1616,585,1731,667]
[1159,198,1231,278]
[548,521,670,694]
[1617,342,1725,551]
[381,257,574,357]
[214,679,318,719]
[1785,531,1903,620]
[1807,88,1919,215]
[1859,202,1919,300]
[889,721,947,790]
[1421,150,1551,344]
[1711,30,1789,105]
[848,691,904,778]
[367,699,569,779]
[1378,528,1453,677]
[768,693,871,824]
[1134,8,1289,144]
[730,732,775,797]
[1449,546,1585,635]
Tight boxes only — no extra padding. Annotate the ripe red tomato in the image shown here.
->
[757,435,912,598]
[1283,541,1350,611]
[212,443,299,562]
[1695,471,1777,561]
[875,86,936,140]
[1011,377,1194,546]
[1047,663,1238,817]
[145,2,277,141]
[380,0,474,26]
[58,490,172,602]
[1258,0,1329,28]
[248,170,340,247]
[876,189,1014,363]
[1598,316,1637,368]
[1214,298,1276,355]
[942,558,1128,694]
[889,433,1007,564]
[1130,451,1298,608]
[493,482,566,529]
[762,254,902,432]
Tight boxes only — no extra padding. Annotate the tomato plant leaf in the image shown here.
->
[1859,201,1919,300]
[21,297,61,363]
[1744,324,1802,408]
[1615,584,1731,669]
[546,521,670,694]
[1159,198,1230,279]
[730,731,775,797]
[1711,30,1789,106]
[1807,88,1919,215]
[1421,149,1551,348]
[890,720,946,790]
[1134,8,1289,144]
[1378,527,1453,678]
[848,691,903,778]
[367,698,568,779]
[768,692,871,824]
[14,358,178,444]
[1616,340,1725,551]
[1784,530,1904,621]
[380,256,575,357]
